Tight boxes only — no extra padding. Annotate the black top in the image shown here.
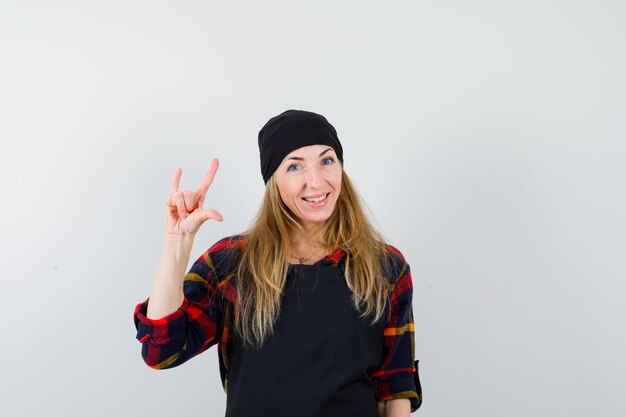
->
[225,262,386,417]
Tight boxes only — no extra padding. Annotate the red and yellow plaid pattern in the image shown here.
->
[134,236,422,411]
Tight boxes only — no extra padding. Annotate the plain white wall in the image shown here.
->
[1,1,624,416]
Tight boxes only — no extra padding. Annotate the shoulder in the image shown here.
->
[200,235,246,276]
[206,235,246,255]
[381,244,411,285]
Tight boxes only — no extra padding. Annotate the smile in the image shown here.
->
[303,193,329,203]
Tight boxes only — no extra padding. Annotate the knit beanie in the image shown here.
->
[257,109,344,184]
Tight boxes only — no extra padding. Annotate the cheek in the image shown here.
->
[331,172,342,192]
[277,180,299,203]
[334,181,342,201]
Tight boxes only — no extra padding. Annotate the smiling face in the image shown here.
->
[273,144,342,231]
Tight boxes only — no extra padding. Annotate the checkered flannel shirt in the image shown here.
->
[134,236,422,411]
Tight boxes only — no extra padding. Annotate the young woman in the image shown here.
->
[134,110,422,417]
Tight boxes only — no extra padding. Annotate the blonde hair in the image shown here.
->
[234,168,390,348]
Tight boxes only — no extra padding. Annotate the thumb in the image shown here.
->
[186,209,223,232]
[198,208,223,223]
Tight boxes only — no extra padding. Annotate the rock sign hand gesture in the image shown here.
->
[165,158,223,238]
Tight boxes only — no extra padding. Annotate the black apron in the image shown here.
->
[225,263,386,417]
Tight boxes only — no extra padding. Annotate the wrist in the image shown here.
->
[164,233,195,248]
[162,235,195,265]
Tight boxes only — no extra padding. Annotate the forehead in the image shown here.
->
[283,144,335,159]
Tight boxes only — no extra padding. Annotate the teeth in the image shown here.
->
[306,194,327,202]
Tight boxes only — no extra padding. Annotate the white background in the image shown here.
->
[1,1,624,416]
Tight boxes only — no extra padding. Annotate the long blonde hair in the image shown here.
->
[234,168,390,348]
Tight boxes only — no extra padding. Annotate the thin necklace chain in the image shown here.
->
[289,247,326,265]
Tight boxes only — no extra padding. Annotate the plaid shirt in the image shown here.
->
[134,236,422,412]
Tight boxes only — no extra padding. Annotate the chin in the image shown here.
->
[301,210,335,226]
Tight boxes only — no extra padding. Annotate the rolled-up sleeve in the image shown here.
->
[133,238,236,369]
[372,247,422,412]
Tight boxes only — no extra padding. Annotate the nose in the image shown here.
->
[304,165,323,189]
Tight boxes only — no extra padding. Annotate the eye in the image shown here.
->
[322,157,335,165]
[287,164,301,172]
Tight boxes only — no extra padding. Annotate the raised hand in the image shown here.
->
[164,158,223,238]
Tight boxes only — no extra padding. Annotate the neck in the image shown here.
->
[290,227,327,257]
[292,227,322,249]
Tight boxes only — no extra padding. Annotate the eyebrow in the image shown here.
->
[287,148,334,161]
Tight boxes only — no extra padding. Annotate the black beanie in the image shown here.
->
[258,109,344,184]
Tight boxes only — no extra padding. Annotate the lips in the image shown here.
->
[303,193,328,203]
[302,192,330,208]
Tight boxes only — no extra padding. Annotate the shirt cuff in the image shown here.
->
[133,298,189,345]
[375,361,423,412]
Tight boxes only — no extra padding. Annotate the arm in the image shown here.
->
[133,161,227,369]
[372,246,422,412]
[146,235,194,320]
[134,240,232,369]
[377,398,411,417]
[146,160,223,319]
[385,399,411,417]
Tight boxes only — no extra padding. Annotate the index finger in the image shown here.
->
[196,158,219,198]
[169,167,182,198]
